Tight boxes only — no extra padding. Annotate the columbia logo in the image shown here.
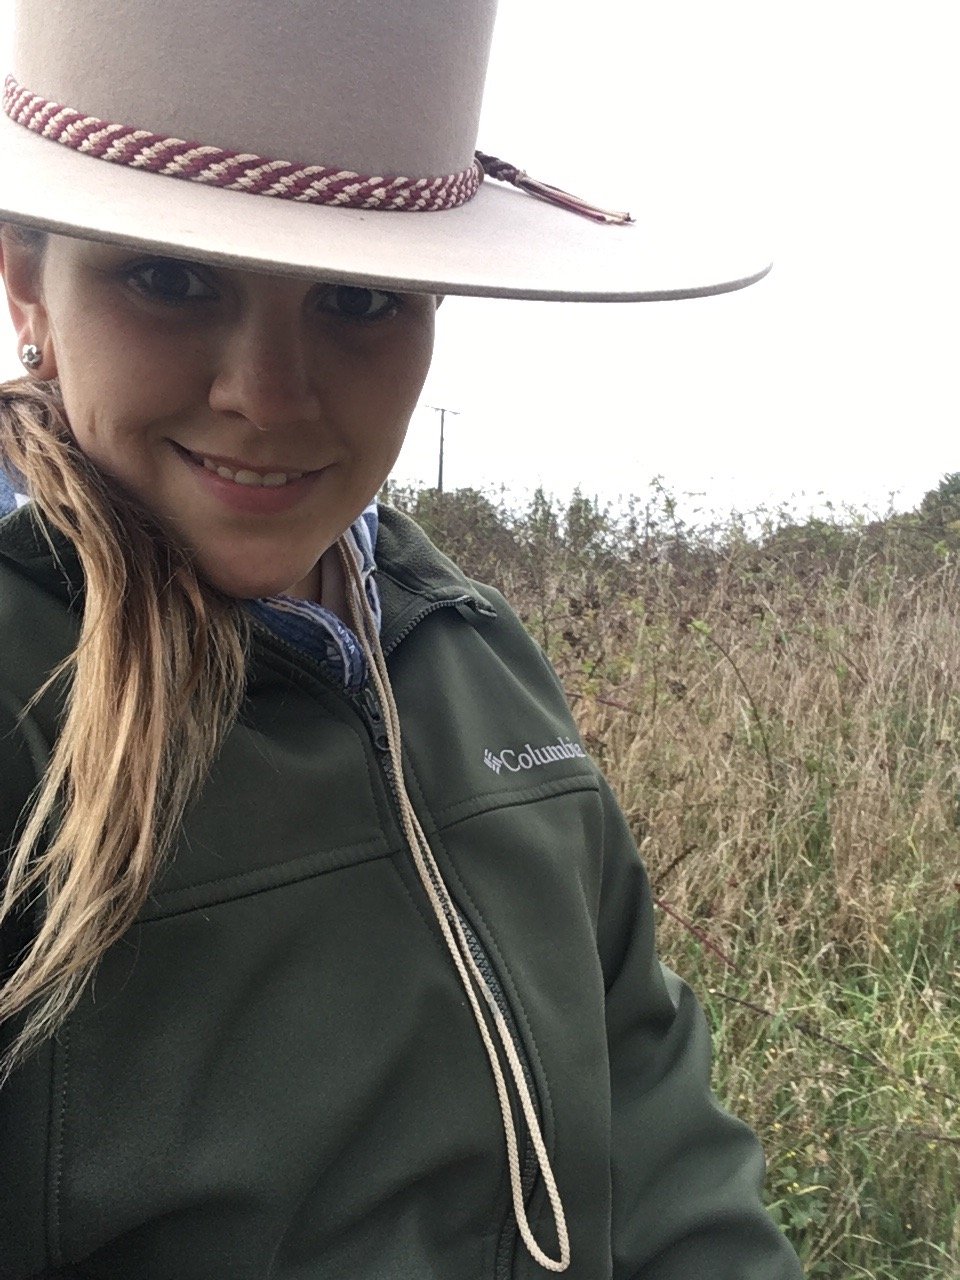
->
[484,736,586,776]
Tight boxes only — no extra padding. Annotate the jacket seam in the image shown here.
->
[46,1021,69,1270]
[137,837,401,922]
[139,696,399,919]
[426,776,601,834]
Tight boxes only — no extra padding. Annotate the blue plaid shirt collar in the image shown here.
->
[245,503,380,692]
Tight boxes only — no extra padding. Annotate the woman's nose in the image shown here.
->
[207,310,323,432]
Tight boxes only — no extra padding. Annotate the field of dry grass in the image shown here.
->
[391,481,960,1279]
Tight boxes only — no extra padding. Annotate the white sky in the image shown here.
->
[2,2,957,521]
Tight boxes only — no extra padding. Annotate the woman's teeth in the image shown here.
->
[199,456,304,488]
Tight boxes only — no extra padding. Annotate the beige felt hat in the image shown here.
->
[0,0,770,302]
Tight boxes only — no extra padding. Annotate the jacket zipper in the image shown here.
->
[253,606,542,1276]
[381,592,486,658]
[355,681,542,1279]
[461,911,543,1279]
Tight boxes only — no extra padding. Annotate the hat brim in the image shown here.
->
[0,117,771,301]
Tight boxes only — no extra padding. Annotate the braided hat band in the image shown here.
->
[3,76,482,212]
[3,75,631,225]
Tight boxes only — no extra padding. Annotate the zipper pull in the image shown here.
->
[357,683,390,753]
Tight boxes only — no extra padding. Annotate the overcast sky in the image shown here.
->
[2,2,957,521]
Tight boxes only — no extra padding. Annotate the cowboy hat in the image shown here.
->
[0,0,770,302]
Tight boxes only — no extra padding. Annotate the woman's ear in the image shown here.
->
[0,228,55,376]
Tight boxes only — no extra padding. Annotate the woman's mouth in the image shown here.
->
[197,457,304,489]
[172,443,308,488]
[170,441,324,514]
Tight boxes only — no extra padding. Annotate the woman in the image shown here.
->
[0,1,802,1276]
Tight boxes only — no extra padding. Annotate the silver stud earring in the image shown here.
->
[20,343,43,370]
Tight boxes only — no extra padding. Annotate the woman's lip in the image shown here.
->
[170,441,318,476]
[171,440,324,515]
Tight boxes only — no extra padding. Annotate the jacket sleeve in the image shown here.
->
[595,772,804,1279]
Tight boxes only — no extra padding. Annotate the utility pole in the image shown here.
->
[427,405,460,496]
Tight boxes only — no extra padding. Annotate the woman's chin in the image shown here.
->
[196,558,320,602]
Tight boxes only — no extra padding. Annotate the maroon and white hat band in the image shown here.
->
[2,75,482,213]
[2,74,630,225]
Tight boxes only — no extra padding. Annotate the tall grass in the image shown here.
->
[390,482,960,1279]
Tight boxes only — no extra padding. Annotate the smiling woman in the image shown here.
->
[2,230,436,599]
[0,2,800,1278]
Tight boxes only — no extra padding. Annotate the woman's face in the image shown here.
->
[1,232,436,599]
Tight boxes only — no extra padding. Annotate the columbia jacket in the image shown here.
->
[0,502,804,1280]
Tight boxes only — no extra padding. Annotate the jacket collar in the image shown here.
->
[370,505,497,654]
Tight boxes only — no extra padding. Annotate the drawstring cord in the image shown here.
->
[338,538,571,1274]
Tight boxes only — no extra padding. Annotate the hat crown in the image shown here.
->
[12,0,497,177]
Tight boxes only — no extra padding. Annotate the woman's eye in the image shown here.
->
[319,285,400,322]
[127,261,217,303]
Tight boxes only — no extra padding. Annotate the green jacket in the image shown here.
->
[0,502,803,1280]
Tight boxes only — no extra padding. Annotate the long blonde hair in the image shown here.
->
[0,259,249,1078]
